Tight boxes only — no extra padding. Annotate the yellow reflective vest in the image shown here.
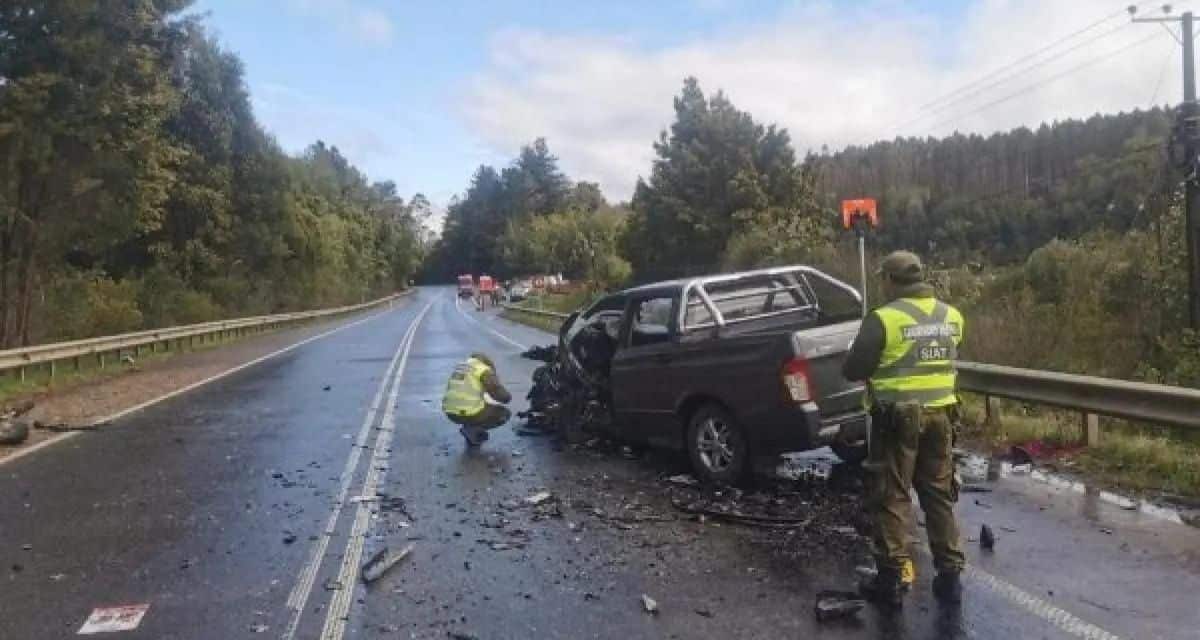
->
[869,297,964,408]
[442,357,491,417]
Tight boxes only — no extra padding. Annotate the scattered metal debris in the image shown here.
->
[362,543,414,583]
[666,474,698,487]
[980,524,995,551]
[641,594,659,614]
[0,402,34,445]
[814,590,867,622]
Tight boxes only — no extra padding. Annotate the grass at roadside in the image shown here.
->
[959,395,1200,498]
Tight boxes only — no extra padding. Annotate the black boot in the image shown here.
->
[859,567,905,608]
[932,571,963,604]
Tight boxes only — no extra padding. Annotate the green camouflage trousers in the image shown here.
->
[866,402,966,574]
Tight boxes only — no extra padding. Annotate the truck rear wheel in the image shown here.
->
[686,404,749,486]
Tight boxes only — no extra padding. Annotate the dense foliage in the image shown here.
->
[814,109,1173,263]
[0,2,425,346]
[625,78,827,281]
[423,138,630,288]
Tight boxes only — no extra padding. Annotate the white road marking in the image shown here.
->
[0,300,405,469]
[966,565,1123,640]
[453,294,529,350]
[318,300,433,640]
[282,304,423,639]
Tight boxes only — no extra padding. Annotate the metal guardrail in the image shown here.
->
[957,361,1200,440]
[1,291,411,380]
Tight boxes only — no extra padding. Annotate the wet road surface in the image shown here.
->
[2,287,1198,639]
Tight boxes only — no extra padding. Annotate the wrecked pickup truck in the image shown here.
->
[522,265,870,484]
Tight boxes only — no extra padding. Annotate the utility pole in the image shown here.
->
[1134,6,1200,329]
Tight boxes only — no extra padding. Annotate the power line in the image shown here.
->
[925,32,1166,134]
[1149,38,1176,105]
[896,20,1134,133]
[915,4,1138,113]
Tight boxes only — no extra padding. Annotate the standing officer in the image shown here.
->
[842,250,965,607]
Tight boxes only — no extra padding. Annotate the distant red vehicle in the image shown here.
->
[457,274,474,298]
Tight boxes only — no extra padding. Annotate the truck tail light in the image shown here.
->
[782,357,815,403]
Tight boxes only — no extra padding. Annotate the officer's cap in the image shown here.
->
[878,250,925,284]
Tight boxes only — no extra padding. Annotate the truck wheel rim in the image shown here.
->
[697,417,734,472]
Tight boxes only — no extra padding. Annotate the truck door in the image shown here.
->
[610,293,679,444]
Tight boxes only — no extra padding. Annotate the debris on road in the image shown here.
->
[0,401,34,445]
[980,524,996,551]
[641,594,659,614]
[282,532,297,545]
[77,604,150,635]
[666,474,698,487]
[814,590,867,622]
[249,623,269,633]
[36,422,100,432]
[525,491,553,505]
[362,543,414,584]
[322,385,332,391]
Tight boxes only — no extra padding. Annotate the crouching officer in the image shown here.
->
[442,352,513,446]
[842,250,966,607]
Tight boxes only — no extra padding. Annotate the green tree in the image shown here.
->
[0,1,190,346]
[625,77,820,280]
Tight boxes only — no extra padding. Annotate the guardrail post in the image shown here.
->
[1082,412,1100,446]
[48,360,56,380]
[74,356,81,372]
[17,366,25,382]
[984,395,1001,429]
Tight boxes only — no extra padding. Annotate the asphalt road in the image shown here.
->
[2,286,1198,639]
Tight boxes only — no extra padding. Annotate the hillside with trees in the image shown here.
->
[813,108,1174,264]
[0,2,427,348]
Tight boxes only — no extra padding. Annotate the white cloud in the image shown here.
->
[254,83,400,176]
[286,0,395,46]
[463,0,1181,201]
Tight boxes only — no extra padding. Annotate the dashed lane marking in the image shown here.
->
[965,565,1123,640]
[453,294,529,350]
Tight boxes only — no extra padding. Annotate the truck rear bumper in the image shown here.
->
[747,404,869,457]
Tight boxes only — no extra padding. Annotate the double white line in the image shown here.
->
[283,300,432,640]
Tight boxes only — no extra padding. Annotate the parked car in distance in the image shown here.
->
[509,282,532,302]
[555,265,869,484]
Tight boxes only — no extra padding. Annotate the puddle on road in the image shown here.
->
[781,448,1196,528]
[955,451,1194,527]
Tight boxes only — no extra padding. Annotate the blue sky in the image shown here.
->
[190,1,1178,210]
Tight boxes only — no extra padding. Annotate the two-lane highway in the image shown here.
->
[4,287,1200,639]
